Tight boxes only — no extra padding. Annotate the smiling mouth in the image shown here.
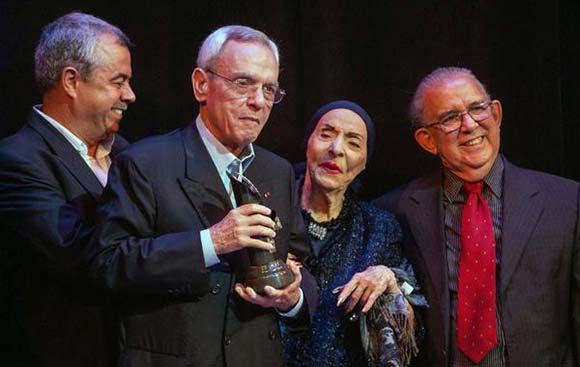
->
[463,136,484,146]
[111,105,128,116]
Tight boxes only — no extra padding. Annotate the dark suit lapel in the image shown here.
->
[27,110,104,197]
[177,123,232,228]
[405,173,450,345]
[500,159,543,295]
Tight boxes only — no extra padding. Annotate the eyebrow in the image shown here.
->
[319,123,337,132]
[345,132,364,140]
[437,100,488,118]
[110,72,131,81]
[229,72,279,86]
[467,100,488,108]
[320,123,364,139]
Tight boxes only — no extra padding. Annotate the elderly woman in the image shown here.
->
[283,101,425,367]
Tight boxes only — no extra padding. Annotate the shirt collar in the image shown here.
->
[195,115,255,175]
[33,105,114,159]
[443,155,504,202]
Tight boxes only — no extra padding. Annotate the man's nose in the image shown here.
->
[122,83,136,103]
[459,113,479,131]
[246,86,267,109]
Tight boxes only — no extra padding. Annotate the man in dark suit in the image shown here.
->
[375,67,579,366]
[0,12,136,367]
[89,25,315,367]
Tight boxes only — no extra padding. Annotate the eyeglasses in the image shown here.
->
[206,69,286,104]
[424,101,495,133]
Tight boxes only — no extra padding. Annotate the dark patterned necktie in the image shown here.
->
[457,181,497,363]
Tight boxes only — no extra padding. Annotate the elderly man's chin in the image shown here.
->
[469,147,498,167]
[240,126,265,144]
[444,153,497,180]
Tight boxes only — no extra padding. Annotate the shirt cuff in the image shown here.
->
[276,288,304,318]
[200,229,220,267]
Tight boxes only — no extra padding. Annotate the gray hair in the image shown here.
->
[196,25,279,69]
[409,67,490,129]
[34,12,132,94]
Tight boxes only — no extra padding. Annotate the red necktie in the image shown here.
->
[457,181,497,363]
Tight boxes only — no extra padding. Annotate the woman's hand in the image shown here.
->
[335,265,400,313]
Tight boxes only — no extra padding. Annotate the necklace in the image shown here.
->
[303,195,353,241]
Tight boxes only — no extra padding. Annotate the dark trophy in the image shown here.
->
[227,171,294,294]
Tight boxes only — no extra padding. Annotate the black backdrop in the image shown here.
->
[2,0,580,199]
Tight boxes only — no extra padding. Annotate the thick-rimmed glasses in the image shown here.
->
[424,100,495,133]
[206,69,286,104]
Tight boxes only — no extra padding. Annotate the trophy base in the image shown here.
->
[243,259,295,294]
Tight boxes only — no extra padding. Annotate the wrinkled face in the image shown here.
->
[414,75,502,182]
[194,40,279,156]
[306,109,368,193]
[75,34,136,145]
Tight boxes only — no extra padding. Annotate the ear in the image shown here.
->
[192,68,209,103]
[491,99,503,128]
[414,128,439,155]
[61,66,81,98]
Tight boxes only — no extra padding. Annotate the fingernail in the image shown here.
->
[332,286,343,294]
[337,297,344,306]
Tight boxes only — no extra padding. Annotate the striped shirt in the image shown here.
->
[443,157,507,366]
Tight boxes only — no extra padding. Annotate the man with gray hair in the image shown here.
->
[0,12,135,366]
[88,25,315,366]
[375,67,579,366]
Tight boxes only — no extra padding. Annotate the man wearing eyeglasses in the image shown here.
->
[88,25,315,367]
[375,67,579,366]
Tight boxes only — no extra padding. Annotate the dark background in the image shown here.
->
[2,0,580,199]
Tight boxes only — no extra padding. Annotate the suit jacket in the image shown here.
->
[374,157,580,367]
[0,110,128,366]
[90,122,315,367]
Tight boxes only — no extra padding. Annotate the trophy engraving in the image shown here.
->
[227,171,294,294]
